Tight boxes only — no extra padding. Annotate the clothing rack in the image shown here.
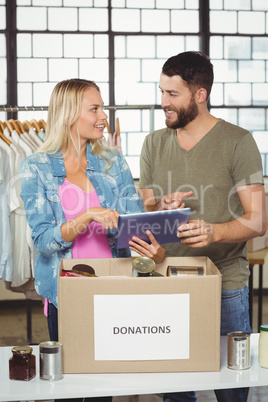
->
[0,105,157,111]
[0,106,48,112]
[0,105,157,132]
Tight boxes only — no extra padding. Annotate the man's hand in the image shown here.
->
[160,191,193,210]
[177,219,214,248]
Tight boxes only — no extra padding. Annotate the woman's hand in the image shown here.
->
[128,230,166,264]
[61,207,120,242]
[87,207,120,230]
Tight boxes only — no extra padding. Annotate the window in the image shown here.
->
[209,1,268,176]
[1,1,267,177]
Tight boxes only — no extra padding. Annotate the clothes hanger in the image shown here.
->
[15,120,25,134]
[105,120,111,134]
[8,119,22,134]
[115,117,120,146]
[38,119,46,131]
[0,132,12,146]
[105,119,120,146]
[0,121,4,134]
[30,119,41,132]
[0,121,12,146]
[22,120,32,132]
[8,119,16,130]
[2,120,14,134]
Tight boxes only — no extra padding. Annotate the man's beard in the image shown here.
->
[165,96,198,129]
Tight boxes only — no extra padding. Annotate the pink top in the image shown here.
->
[58,179,112,258]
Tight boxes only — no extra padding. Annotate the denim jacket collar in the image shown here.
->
[49,150,66,177]
[86,143,103,172]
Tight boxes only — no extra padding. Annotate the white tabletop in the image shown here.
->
[0,334,268,401]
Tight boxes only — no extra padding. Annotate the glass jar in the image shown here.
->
[259,324,268,368]
[9,346,36,381]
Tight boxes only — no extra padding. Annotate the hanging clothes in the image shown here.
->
[0,118,46,300]
[0,137,13,282]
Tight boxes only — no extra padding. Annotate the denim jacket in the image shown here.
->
[20,143,144,307]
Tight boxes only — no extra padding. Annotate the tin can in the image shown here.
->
[132,257,163,277]
[166,266,204,276]
[39,341,63,380]
[227,331,250,370]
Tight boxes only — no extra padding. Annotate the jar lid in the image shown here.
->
[260,324,268,331]
[12,346,33,354]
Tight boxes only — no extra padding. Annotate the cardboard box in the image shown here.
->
[247,194,268,252]
[58,256,222,374]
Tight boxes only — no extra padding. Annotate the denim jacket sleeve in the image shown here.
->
[106,151,144,214]
[20,153,73,256]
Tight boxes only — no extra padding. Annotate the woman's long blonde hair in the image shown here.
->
[39,78,112,169]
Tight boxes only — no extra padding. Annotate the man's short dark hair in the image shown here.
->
[162,51,214,99]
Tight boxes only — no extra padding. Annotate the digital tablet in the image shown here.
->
[115,208,191,249]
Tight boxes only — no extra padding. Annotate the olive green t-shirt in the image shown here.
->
[139,119,264,290]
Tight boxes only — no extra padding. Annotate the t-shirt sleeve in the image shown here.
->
[139,135,153,189]
[232,132,264,187]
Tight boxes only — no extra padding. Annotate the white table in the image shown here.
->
[0,334,268,401]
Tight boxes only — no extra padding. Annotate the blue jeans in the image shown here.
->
[47,302,58,341]
[163,286,251,402]
[47,303,113,402]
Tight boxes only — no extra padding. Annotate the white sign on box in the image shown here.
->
[94,294,190,361]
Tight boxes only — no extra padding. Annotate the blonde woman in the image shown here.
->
[20,79,165,355]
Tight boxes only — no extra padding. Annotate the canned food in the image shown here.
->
[227,331,250,370]
[132,257,163,277]
[39,341,63,380]
[166,266,204,276]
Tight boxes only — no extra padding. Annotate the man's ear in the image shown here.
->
[196,88,207,103]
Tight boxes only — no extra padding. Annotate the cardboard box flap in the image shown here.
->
[59,257,133,277]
